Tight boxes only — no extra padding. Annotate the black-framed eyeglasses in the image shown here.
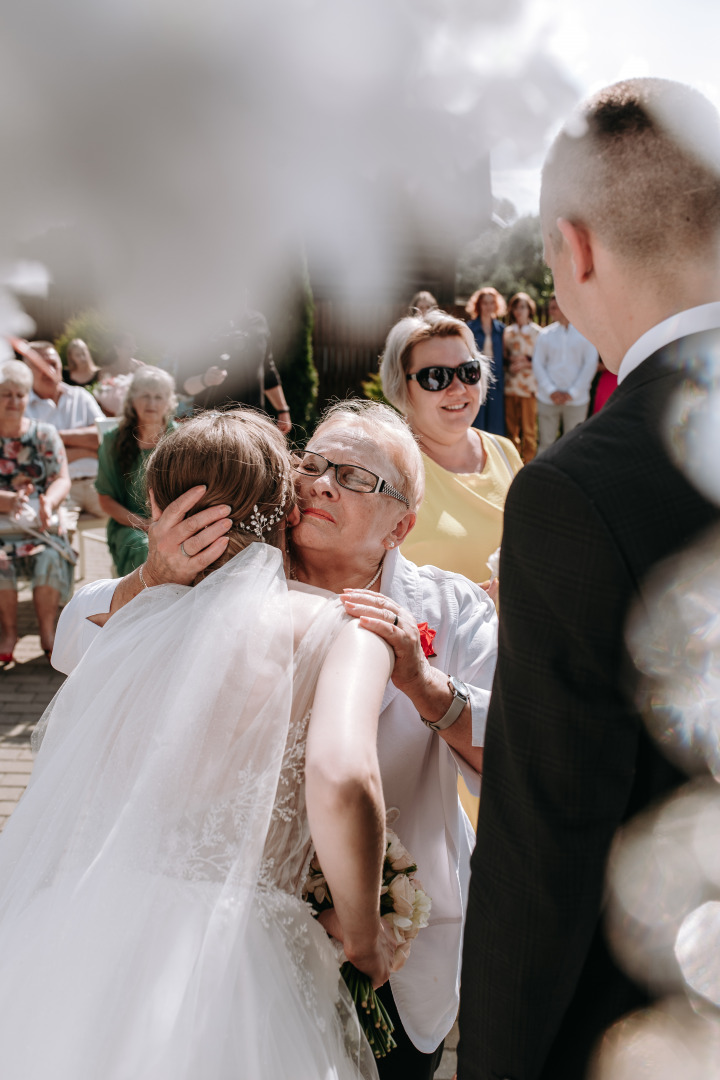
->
[406,359,482,392]
[291,450,409,506]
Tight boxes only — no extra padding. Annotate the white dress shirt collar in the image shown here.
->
[617,302,720,384]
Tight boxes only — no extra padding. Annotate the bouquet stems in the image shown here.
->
[340,961,397,1058]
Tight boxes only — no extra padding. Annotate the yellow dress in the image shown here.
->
[402,430,523,584]
[402,429,523,828]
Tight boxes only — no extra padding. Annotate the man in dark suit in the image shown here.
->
[457,78,720,1080]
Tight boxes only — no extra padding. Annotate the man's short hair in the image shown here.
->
[541,78,720,268]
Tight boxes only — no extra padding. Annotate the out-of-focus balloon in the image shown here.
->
[627,526,720,778]
[663,342,720,505]
[590,996,720,1080]
[676,900,720,1006]
[605,785,713,993]
[0,0,576,348]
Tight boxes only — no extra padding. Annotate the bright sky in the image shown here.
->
[493,0,720,216]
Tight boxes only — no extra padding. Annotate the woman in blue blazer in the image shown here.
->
[466,287,506,435]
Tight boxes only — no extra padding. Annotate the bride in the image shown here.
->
[0,409,396,1079]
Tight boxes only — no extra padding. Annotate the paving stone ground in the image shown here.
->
[0,534,459,1076]
[0,535,114,828]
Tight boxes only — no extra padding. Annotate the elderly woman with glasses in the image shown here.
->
[380,309,522,588]
[51,399,498,1080]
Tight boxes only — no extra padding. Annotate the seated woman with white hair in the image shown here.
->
[53,398,498,1080]
[0,360,73,663]
[380,309,522,588]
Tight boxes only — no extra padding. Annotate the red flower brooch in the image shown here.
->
[417,622,437,658]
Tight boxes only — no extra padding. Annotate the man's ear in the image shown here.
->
[557,218,594,283]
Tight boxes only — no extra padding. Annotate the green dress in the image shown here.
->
[95,423,177,576]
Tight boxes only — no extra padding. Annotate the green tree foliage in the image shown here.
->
[456,213,554,307]
[54,310,163,368]
[360,370,395,409]
[54,309,117,366]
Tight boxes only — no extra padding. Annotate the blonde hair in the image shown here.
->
[380,309,491,415]
[66,338,97,373]
[314,399,425,511]
[145,409,295,583]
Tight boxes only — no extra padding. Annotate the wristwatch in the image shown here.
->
[420,676,470,732]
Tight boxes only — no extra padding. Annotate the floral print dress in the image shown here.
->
[0,421,74,598]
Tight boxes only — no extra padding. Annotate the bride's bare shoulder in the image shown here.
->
[288,582,337,649]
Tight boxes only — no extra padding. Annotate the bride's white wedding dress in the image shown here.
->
[0,545,378,1079]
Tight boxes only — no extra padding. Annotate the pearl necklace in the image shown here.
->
[289,560,383,591]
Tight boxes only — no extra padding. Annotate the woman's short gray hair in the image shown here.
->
[0,360,33,393]
[314,399,425,512]
[380,309,492,414]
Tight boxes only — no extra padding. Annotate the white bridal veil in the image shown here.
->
[0,546,313,1075]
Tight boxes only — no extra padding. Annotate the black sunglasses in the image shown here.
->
[406,359,482,392]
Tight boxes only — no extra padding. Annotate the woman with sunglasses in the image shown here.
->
[380,309,522,587]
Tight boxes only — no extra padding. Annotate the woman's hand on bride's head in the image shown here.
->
[143,487,233,587]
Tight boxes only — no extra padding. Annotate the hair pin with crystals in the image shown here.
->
[237,474,290,541]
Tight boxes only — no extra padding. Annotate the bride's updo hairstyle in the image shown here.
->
[144,408,294,582]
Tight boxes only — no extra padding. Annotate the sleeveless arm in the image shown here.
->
[305,621,394,976]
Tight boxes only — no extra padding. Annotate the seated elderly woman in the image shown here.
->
[52,398,498,1080]
[381,308,522,586]
[96,367,177,576]
[0,360,73,663]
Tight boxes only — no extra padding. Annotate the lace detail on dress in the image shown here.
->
[165,763,276,886]
[260,705,313,894]
[255,886,327,1029]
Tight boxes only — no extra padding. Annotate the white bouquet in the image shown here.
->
[303,823,431,1058]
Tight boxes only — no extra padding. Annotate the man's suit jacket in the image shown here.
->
[457,330,720,1080]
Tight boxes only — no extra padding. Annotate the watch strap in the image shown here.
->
[420,677,469,732]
